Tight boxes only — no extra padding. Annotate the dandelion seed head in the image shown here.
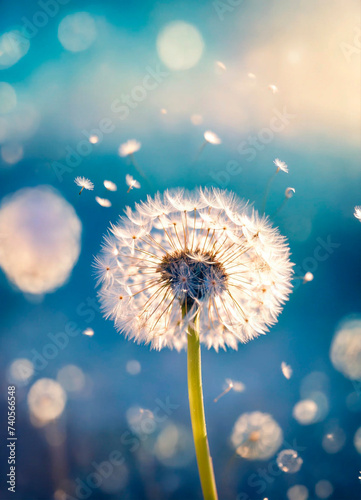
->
[204,131,222,145]
[95,197,112,208]
[83,327,94,337]
[354,206,361,221]
[74,176,94,191]
[126,174,141,190]
[274,158,288,173]
[104,180,117,191]
[95,188,293,351]
[119,139,141,157]
[281,361,293,379]
[231,411,283,460]
[303,272,314,283]
[89,134,99,144]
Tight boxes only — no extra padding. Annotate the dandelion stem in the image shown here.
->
[186,307,218,500]
[79,187,84,195]
[194,140,207,163]
[261,170,278,214]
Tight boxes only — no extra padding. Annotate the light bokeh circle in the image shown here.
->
[156,21,204,71]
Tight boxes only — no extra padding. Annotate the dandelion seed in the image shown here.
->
[268,84,278,94]
[303,272,314,283]
[95,197,112,208]
[215,61,226,71]
[95,187,294,351]
[104,180,117,192]
[204,131,221,145]
[285,187,295,199]
[75,176,94,195]
[354,206,361,221]
[281,361,293,379]
[126,174,141,193]
[247,72,256,79]
[83,327,94,337]
[214,380,233,403]
[274,158,288,173]
[214,378,245,402]
[231,411,283,460]
[118,139,141,157]
[262,159,289,213]
[89,135,99,144]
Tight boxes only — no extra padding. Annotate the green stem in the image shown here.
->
[186,311,218,500]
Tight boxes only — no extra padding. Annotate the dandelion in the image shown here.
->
[82,327,94,337]
[231,411,283,459]
[118,139,141,157]
[74,176,94,195]
[271,187,295,218]
[281,361,293,379]
[95,197,112,208]
[89,135,99,144]
[104,180,117,192]
[215,60,226,72]
[126,174,141,193]
[303,271,313,283]
[214,378,245,402]
[195,131,222,162]
[274,158,288,173]
[95,187,293,500]
[262,159,289,213]
[204,131,222,145]
[354,206,361,221]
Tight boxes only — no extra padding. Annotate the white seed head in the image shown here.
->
[354,206,361,221]
[274,158,288,173]
[95,197,112,208]
[104,180,117,191]
[231,411,283,459]
[119,139,141,157]
[281,361,293,379]
[74,176,94,190]
[303,272,314,283]
[95,188,294,351]
[204,131,222,145]
[126,174,141,190]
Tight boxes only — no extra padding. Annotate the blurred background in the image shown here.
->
[0,0,360,499]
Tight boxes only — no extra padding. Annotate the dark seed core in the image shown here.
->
[158,249,228,309]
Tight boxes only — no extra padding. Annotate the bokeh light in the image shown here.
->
[231,411,283,460]
[58,12,97,52]
[27,378,67,425]
[330,318,361,380]
[0,30,30,69]
[156,21,204,71]
[8,358,34,385]
[0,186,81,294]
[0,82,17,114]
